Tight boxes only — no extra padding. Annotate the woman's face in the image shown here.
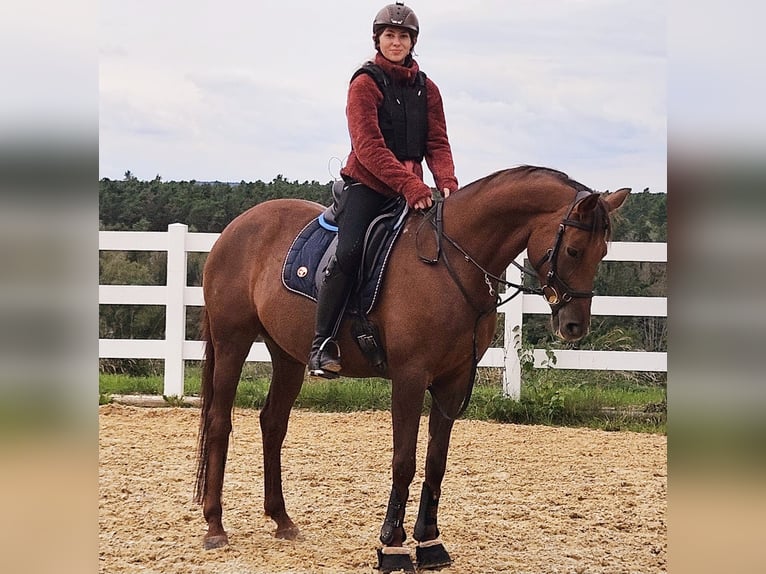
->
[378,27,413,64]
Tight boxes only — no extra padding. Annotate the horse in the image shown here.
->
[194,165,629,572]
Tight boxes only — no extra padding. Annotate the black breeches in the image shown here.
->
[334,182,390,276]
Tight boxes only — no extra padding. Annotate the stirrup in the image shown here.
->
[308,339,341,378]
[308,367,340,379]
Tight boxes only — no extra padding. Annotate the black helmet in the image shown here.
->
[373,2,419,36]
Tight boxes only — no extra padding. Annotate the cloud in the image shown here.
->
[99,0,666,191]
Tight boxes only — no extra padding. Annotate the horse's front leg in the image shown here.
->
[412,400,456,569]
[376,380,426,574]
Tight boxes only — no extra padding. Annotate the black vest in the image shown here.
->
[351,62,428,162]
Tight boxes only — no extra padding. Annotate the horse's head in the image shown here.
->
[528,188,630,341]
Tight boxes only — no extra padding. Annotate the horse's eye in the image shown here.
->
[566,247,580,258]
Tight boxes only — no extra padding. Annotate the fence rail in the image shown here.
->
[99,224,667,399]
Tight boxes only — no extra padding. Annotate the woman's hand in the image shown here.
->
[413,195,433,210]
[413,188,451,210]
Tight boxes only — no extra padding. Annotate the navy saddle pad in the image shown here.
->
[281,201,407,315]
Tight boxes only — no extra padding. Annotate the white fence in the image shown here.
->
[99,223,667,399]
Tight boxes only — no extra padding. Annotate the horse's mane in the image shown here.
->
[471,165,612,239]
[480,165,593,193]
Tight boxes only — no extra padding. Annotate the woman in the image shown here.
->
[308,1,459,377]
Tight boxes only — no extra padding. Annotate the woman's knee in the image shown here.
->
[334,242,363,275]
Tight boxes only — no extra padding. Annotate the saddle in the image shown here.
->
[281,181,408,372]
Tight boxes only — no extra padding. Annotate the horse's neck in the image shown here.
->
[443,183,559,275]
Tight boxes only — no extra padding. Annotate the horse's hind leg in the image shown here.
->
[198,332,254,550]
[260,341,305,540]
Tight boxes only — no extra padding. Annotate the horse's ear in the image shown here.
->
[575,193,601,213]
[603,188,630,212]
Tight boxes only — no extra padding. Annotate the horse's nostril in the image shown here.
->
[566,323,583,339]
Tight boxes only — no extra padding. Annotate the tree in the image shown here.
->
[99,174,666,361]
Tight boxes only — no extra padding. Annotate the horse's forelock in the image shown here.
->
[593,195,613,241]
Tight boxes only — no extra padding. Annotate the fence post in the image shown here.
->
[502,255,524,399]
[164,223,188,397]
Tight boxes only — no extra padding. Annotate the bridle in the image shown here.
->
[531,189,599,309]
[415,188,602,421]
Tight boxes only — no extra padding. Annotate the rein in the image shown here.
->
[416,198,542,309]
[415,198,529,421]
[415,190,598,421]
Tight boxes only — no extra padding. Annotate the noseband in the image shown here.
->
[533,189,598,308]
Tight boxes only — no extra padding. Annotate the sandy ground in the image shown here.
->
[99,404,666,574]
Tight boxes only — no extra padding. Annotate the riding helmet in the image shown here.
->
[373,2,420,36]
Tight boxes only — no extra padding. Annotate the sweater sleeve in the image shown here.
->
[423,78,459,192]
[346,75,433,206]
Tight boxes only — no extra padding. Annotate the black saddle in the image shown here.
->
[282,180,408,316]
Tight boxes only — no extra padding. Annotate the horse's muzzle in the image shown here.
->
[551,306,590,341]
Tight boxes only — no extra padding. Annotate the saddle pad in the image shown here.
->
[281,216,404,314]
[282,218,334,300]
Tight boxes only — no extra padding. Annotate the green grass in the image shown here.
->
[100,373,164,396]
[100,363,665,434]
[466,379,666,433]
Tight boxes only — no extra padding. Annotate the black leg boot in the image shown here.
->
[308,258,352,378]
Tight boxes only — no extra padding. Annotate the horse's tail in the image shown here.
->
[194,306,215,504]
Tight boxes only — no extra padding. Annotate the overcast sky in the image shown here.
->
[99,0,667,193]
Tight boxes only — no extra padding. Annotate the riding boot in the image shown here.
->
[308,257,353,378]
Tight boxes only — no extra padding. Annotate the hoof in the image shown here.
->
[274,525,301,540]
[376,547,415,573]
[416,542,452,570]
[202,533,229,550]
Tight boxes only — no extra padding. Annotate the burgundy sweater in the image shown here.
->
[340,53,459,207]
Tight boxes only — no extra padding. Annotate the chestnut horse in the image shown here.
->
[194,165,629,572]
